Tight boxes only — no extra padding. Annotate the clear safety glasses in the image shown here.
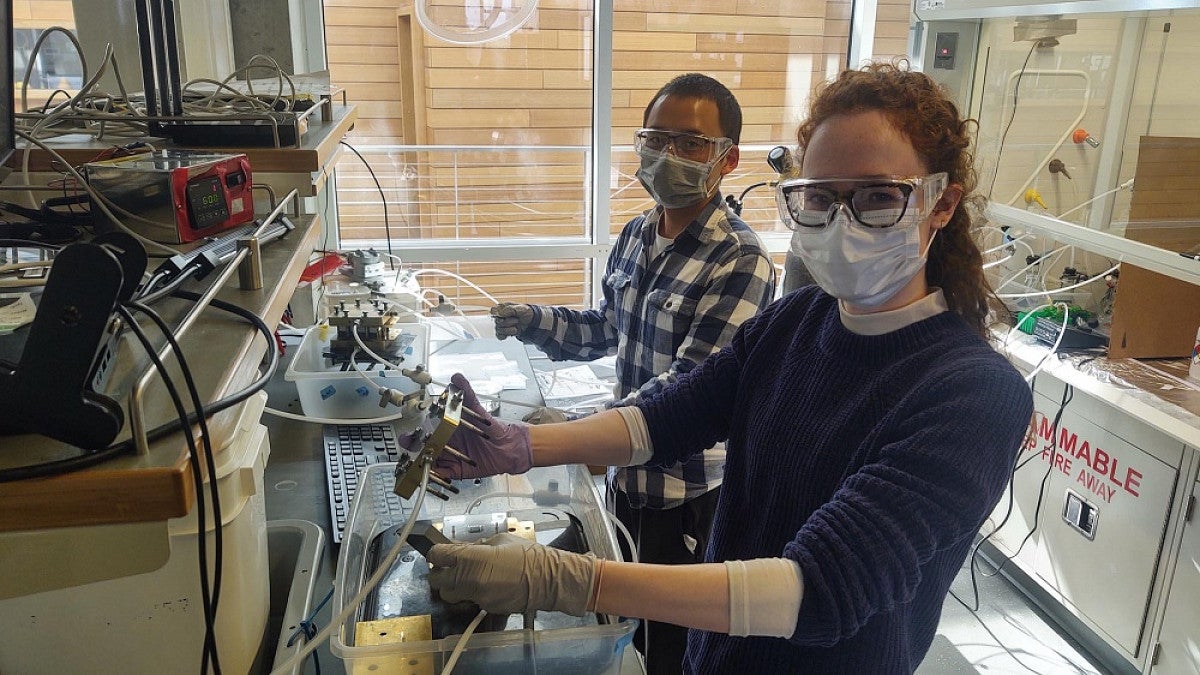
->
[775,172,948,230]
[634,128,733,163]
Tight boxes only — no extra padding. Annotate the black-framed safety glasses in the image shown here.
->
[775,172,948,230]
[635,128,733,163]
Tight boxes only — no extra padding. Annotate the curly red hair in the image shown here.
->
[797,61,995,335]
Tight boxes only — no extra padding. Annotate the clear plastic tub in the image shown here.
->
[285,323,430,419]
[331,463,636,674]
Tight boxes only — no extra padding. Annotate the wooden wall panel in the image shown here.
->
[325,0,860,306]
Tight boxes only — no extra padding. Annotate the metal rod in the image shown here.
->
[129,189,300,454]
[442,444,478,467]
[428,473,460,494]
[457,418,491,439]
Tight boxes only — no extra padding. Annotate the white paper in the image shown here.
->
[429,351,528,397]
[0,294,36,334]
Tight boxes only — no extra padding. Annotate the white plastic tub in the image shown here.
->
[0,395,272,674]
[285,323,430,419]
[259,519,326,675]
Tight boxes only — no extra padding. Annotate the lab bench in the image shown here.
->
[997,337,1200,675]
[260,331,645,674]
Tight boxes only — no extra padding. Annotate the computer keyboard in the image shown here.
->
[322,424,405,543]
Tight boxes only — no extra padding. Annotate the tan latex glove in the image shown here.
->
[427,532,599,616]
[490,303,534,340]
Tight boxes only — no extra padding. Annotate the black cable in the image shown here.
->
[737,181,768,204]
[0,293,278,482]
[115,305,220,673]
[136,261,203,304]
[339,141,394,264]
[957,381,1073,612]
[129,300,224,674]
[988,41,1039,197]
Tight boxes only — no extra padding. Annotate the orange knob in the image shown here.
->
[1072,129,1100,147]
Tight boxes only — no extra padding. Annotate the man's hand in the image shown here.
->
[490,303,534,340]
[427,532,599,616]
[435,373,533,480]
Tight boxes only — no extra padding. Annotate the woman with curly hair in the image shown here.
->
[426,62,1033,674]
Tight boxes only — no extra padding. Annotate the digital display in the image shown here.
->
[185,176,231,229]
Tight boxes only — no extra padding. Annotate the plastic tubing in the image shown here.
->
[1000,70,1092,207]
[269,464,431,675]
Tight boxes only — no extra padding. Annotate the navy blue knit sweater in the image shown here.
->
[637,287,1033,674]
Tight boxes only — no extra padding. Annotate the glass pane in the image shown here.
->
[408,258,590,311]
[334,146,589,242]
[971,10,1200,336]
[608,0,852,238]
[327,0,593,252]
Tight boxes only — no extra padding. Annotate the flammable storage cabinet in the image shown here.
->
[996,337,1200,674]
[332,463,637,674]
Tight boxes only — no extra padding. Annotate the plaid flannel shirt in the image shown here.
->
[518,195,775,509]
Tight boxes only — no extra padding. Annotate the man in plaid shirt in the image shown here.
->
[490,73,774,674]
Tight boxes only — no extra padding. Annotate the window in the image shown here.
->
[325,0,857,308]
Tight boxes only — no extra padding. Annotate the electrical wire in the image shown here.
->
[1022,304,1070,383]
[128,300,225,661]
[15,129,179,256]
[982,384,1074,578]
[115,305,221,673]
[339,141,394,263]
[0,292,277,482]
[988,42,1039,199]
[952,380,1073,614]
[283,587,335,675]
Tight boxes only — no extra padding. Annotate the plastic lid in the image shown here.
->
[414,0,539,45]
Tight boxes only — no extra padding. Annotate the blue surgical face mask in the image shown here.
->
[636,147,727,209]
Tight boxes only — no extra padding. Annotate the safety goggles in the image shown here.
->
[634,128,733,163]
[776,172,948,230]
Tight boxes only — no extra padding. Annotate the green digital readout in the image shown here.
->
[185,175,231,229]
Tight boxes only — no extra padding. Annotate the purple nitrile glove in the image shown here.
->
[434,373,533,480]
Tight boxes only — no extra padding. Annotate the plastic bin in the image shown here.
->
[0,394,272,674]
[256,519,326,675]
[331,464,636,674]
[285,323,430,419]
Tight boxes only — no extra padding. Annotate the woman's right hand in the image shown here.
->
[435,373,533,479]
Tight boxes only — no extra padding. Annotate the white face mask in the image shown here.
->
[789,203,937,307]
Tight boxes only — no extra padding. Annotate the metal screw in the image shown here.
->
[61,305,81,326]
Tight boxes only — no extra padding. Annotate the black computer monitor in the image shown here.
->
[0,1,14,168]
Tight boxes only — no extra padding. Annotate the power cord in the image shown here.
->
[128,300,225,668]
[339,141,394,264]
[951,380,1073,612]
[115,305,221,673]
[0,292,278,482]
[988,42,1039,198]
